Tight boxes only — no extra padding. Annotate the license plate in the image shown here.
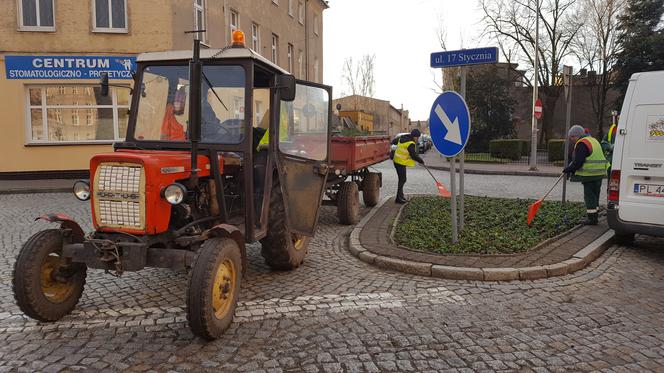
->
[634,183,664,197]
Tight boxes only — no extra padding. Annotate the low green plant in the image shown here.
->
[489,139,523,160]
[394,196,584,254]
[548,139,566,162]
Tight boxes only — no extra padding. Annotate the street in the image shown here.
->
[1,167,663,372]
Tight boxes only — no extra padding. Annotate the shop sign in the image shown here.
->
[4,55,136,80]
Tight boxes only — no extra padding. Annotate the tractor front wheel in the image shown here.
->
[13,229,87,322]
[260,179,310,270]
[187,237,242,340]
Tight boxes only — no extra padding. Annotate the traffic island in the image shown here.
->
[349,195,614,281]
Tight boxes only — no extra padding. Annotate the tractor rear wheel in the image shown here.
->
[260,179,310,270]
[338,181,360,225]
[362,172,381,207]
[187,237,242,340]
[13,229,87,322]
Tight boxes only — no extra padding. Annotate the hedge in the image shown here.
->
[548,139,566,162]
[489,139,524,160]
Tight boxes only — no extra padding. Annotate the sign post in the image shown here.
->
[428,92,471,244]
[562,65,573,204]
[431,47,497,242]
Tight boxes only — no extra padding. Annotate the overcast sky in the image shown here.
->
[323,0,484,121]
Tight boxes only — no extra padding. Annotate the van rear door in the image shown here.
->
[617,72,664,226]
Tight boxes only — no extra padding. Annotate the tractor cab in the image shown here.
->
[13,31,332,340]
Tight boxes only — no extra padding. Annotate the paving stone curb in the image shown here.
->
[0,188,71,195]
[426,164,561,177]
[348,196,616,281]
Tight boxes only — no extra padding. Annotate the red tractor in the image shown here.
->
[12,31,332,340]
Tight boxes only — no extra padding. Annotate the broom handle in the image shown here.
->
[541,173,565,201]
[419,163,440,184]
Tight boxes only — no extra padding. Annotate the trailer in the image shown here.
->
[324,135,391,224]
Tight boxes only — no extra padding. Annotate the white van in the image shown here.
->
[607,70,664,244]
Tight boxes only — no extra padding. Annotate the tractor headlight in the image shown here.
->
[73,180,90,201]
[162,183,186,205]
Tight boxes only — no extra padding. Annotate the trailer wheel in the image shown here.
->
[13,229,87,322]
[187,237,242,340]
[260,179,310,270]
[362,172,381,207]
[338,181,360,225]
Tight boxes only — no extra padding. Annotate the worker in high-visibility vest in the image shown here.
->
[563,125,610,225]
[601,118,618,177]
[391,129,425,204]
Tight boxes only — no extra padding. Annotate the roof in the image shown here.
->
[136,47,287,74]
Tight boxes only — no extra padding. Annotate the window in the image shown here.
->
[298,1,304,24]
[194,0,206,43]
[314,14,319,35]
[288,0,293,16]
[18,0,55,31]
[279,84,330,161]
[134,65,246,144]
[26,85,130,143]
[93,0,127,32]
[298,50,303,78]
[287,44,293,73]
[271,34,278,63]
[251,23,260,51]
[230,9,239,39]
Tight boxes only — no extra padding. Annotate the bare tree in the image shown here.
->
[341,54,376,98]
[481,0,584,143]
[572,0,624,137]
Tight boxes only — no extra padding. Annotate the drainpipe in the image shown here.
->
[304,0,309,80]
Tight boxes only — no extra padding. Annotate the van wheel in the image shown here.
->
[338,181,360,225]
[614,232,635,246]
[187,237,242,340]
[13,229,87,322]
[260,179,310,270]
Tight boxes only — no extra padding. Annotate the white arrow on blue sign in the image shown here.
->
[429,91,471,157]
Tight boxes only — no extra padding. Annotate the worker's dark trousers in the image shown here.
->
[582,179,603,223]
[394,163,407,201]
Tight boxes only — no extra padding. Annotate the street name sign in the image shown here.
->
[429,91,471,157]
[430,47,499,68]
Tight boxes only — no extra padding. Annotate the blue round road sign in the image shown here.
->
[428,91,471,157]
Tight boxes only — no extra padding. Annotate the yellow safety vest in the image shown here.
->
[394,140,416,167]
[256,105,289,151]
[575,136,609,177]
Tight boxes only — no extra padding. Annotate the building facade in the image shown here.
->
[333,95,410,137]
[0,0,326,176]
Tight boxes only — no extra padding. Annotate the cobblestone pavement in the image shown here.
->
[1,170,663,372]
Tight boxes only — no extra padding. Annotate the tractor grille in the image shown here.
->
[94,163,144,230]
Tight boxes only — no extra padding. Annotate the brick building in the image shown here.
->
[0,0,327,176]
[333,95,410,137]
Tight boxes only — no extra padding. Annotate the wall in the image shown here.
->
[511,86,622,142]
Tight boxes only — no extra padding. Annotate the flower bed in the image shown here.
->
[394,196,585,254]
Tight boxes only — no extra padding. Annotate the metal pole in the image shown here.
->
[450,156,458,243]
[562,65,573,204]
[529,0,540,171]
[459,66,467,231]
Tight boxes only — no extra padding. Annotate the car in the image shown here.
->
[607,70,664,245]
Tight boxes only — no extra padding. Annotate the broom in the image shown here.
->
[527,173,565,225]
[419,164,451,198]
